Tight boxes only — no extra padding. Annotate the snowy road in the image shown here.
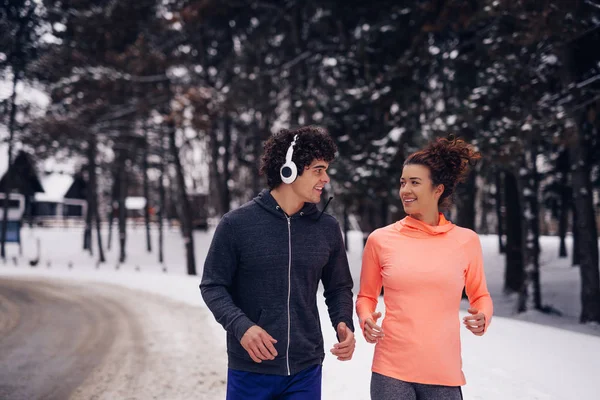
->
[0,277,226,400]
[2,229,600,399]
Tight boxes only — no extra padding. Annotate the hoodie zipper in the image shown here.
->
[285,215,292,376]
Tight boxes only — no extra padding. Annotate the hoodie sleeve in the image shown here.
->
[464,233,493,332]
[356,232,382,330]
[200,216,256,342]
[321,221,355,333]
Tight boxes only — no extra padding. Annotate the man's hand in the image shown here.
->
[330,322,356,361]
[463,308,486,336]
[240,325,278,363]
[362,311,384,344]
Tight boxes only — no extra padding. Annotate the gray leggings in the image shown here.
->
[371,372,463,400]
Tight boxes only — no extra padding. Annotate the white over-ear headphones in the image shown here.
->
[280,134,299,184]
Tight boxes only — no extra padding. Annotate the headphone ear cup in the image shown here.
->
[280,161,298,184]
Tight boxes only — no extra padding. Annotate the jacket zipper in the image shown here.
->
[285,215,292,376]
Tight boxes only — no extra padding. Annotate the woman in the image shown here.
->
[356,136,493,400]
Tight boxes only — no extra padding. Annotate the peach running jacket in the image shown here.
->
[356,214,493,386]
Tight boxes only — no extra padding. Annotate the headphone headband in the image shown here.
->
[285,135,298,163]
[280,134,299,184]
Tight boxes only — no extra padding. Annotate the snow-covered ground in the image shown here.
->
[1,225,600,399]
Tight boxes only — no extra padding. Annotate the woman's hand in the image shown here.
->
[362,311,384,344]
[463,308,486,336]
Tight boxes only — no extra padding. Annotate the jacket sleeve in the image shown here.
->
[200,216,255,341]
[464,234,494,332]
[356,232,382,330]
[321,222,355,333]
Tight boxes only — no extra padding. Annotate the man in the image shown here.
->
[200,126,355,400]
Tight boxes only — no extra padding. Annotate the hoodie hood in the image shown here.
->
[394,213,455,238]
[253,189,319,219]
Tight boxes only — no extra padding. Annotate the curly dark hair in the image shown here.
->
[260,126,337,189]
[404,135,481,210]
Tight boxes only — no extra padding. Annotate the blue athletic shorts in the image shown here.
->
[226,364,322,400]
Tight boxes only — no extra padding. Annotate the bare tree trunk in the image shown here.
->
[558,150,569,258]
[168,123,196,275]
[118,154,127,263]
[83,205,93,253]
[94,207,105,263]
[357,199,373,247]
[88,136,105,263]
[143,128,152,253]
[158,135,166,264]
[379,197,389,228]
[494,169,506,253]
[1,72,18,259]
[167,177,176,229]
[517,147,542,312]
[83,138,94,255]
[252,119,262,196]
[504,170,524,294]
[343,203,349,251]
[107,173,115,251]
[253,39,268,197]
[368,203,376,237]
[289,4,305,125]
[209,126,222,216]
[558,206,568,257]
[221,116,232,214]
[477,176,490,234]
[570,118,600,323]
[107,210,113,250]
[455,169,476,230]
[252,114,269,197]
[208,117,232,216]
[572,201,581,266]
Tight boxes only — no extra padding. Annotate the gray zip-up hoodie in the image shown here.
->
[200,189,354,376]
